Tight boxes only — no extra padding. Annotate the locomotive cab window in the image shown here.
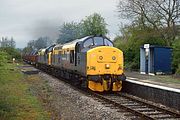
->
[83,38,93,48]
[104,39,113,47]
[94,37,104,46]
[83,37,113,48]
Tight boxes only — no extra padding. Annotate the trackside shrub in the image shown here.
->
[0,51,8,66]
[172,39,180,74]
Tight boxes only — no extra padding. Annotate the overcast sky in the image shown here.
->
[0,0,126,48]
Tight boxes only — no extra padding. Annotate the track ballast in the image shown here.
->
[31,64,180,120]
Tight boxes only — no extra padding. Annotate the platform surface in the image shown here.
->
[125,71,180,90]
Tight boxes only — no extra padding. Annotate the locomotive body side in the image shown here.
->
[38,49,46,64]
[52,45,63,67]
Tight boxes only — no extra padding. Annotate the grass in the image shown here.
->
[0,63,49,120]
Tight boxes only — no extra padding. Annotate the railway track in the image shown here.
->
[89,92,180,120]
[24,65,180,120]
[62,78,180,119]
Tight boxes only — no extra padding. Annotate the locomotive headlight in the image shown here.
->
[105,64,110,69]
[99,56,103,60]
[90,66,96,70]
[112,56,116,60]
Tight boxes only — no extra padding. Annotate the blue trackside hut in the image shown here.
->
[140,44,172,75]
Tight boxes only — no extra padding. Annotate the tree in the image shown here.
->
[57,22,82,44]
[114,24,166,70]
[27,40,35,49]
[22,46,33,55]
[1,37,8,47]
[9,37,16,48]
[34,37,49,49]
[81,13,108,36]
[172,39,180,74]
[0,47,21,61]
[0,51,8,66]
[0,37,16,48]
[118,0,180,46]
[57,13,108,44]
[26,36,53,51]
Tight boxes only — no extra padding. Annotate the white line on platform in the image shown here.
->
[126,79,180,93]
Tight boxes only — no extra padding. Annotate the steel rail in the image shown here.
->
[89,92,157,120]
[26,64,180,120]
[117,92,180,118]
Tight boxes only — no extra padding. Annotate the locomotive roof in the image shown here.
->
[52,35,111,51]
[38,48,46,52]
[30,50,38,55]
[62,36,90,49]
[38,48,46,55]
[53,44,63,50]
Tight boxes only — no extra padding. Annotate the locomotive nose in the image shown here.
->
[97,50,118,63]
[87,46,123,75]
[87,46,124,92]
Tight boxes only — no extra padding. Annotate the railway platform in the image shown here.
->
[122,71,180,111]
[125,71,180,89]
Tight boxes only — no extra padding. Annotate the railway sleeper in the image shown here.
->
[121,102,138,106]
[136,108,155,112]
[129,106,148,109]
[116,109,128,113]
[153,115,174,119]
[123,104,142,107]
[144,111,163,115]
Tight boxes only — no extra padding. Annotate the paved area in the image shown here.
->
[125,71,180,89]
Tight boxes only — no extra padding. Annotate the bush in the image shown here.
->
[176,65,180,75]
[0,47,21,61]
[172,39,180,74]
[0,51,8,66]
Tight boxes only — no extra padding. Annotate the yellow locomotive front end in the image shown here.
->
[87,46,126,92]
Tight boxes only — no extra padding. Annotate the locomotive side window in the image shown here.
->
[70,50,74,63]
[58,51,62,63]
[62,51,67,60]
[66,50,69,61]
[94,37,104,46]
[83,38,93,48]
[75,43,81,66]
[104,39,113,47]
[53,54,55,64]
[49,47,53,52]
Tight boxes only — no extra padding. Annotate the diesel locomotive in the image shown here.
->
[24,35,126,92]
